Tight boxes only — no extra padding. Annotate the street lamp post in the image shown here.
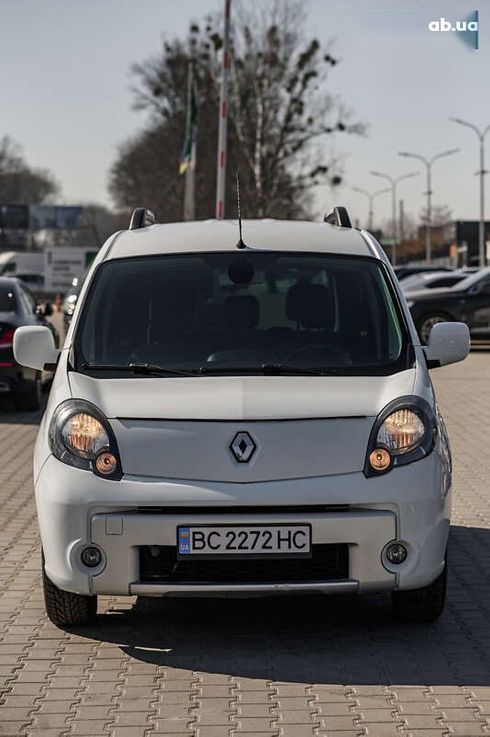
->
[370,171,418,266]
[449,118,490,267]
[351,186,390,231]
[398,149,459,265]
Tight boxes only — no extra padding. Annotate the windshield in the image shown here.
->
[0,284,17,312]
[452,267,490,291]
[75,252,408,376]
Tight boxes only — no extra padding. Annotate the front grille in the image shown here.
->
[139,544,349,584]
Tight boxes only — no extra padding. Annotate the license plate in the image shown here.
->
[177,525,311,557]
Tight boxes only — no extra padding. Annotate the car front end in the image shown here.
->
[16,219,469,626]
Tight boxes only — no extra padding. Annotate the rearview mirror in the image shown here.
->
[14,326,60,371]
[424,322,470,368]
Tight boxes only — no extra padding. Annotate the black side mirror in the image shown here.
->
[43,302,54,317]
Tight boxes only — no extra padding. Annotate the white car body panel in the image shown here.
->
[68,369,417,421]
[27,219,458,608]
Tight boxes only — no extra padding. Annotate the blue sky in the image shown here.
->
[1,0,488,227]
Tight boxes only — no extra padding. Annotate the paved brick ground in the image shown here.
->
[1,353,490,737]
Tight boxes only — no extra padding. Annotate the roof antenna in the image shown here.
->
[236,171,246,249]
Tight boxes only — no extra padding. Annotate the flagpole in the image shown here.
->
[183,61,196,221]
[215,0,231,219]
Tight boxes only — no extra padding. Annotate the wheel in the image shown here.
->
[14,374,41,411]
[416,314,451,345]
[42,563,97,628]
[392,564,446,623]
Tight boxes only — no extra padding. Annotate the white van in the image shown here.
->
[0,251,44,276]
[14,208,469,628]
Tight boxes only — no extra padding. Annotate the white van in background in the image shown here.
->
[0,251,44,276]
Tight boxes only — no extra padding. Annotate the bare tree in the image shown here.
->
[420,204,452,227]
[110,0,365,220]
[0,137,59,204]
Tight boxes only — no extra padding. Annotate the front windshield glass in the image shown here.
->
[453,267,490,291]
[76,252,408,376]
[0,285,17,312]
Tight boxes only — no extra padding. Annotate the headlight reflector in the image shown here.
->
[376,409,425,454]
[49,400,122,479]
[61,413,109,459]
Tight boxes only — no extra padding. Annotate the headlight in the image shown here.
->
[364,399,436,476]
[49,400,122,479]
[61,413,109,459]
[376,409,425,454]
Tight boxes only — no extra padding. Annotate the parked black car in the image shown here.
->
[394,265,454,282]
[407,267,490,343]
[0,277,58,410]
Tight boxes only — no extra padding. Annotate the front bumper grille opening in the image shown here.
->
[139,544,349,584]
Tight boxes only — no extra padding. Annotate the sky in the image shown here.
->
[1,0,488,228]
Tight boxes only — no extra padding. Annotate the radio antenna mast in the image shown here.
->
[236,171,246,249]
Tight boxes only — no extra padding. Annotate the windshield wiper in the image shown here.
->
[82,362,336,378]
[82,362,197,377]
[198,364,335,376]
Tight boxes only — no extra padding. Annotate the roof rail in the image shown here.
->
[324,206,352,228]
[129,208,156,230]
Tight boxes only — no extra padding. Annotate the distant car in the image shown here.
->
[0,277,57,410]
[62,278,82,331]
[402,271,468,293]
[407,267,490,343]
[394,266,454,282]
[14,272,46,291]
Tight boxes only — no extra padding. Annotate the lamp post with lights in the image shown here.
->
[398,148,459,265]
[449,117,490,267]
[351,186,391,231]
[370,171,418,265]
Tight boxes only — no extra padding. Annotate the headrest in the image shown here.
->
[225,295,259,329]
[286,283,333,329]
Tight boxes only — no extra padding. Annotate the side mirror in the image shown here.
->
[43,302,54,317]
[424,322,470,368]
[14,326,60,371]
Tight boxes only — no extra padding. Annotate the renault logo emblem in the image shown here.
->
[230,431,257,463]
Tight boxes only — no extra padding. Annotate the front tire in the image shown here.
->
[43,565,97,628]
[416,314,451,345]
[392,564,446,623]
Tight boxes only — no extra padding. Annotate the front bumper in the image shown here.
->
[36,452,450,597]
[90,509,395,596]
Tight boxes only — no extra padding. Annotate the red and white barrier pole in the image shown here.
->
[215,0,231,219]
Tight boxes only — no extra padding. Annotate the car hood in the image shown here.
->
[68,369,417,421]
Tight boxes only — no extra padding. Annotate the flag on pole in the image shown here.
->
[179,71,198,175]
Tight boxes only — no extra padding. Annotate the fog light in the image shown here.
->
[386,542,408,565]
[369,447,391,472]
[80,546,102,568]
[95,451,118,476]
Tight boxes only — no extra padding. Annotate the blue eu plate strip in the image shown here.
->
[178,527,191,555]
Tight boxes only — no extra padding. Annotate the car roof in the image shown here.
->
[105,219,377,261]
[0,276,21,287]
